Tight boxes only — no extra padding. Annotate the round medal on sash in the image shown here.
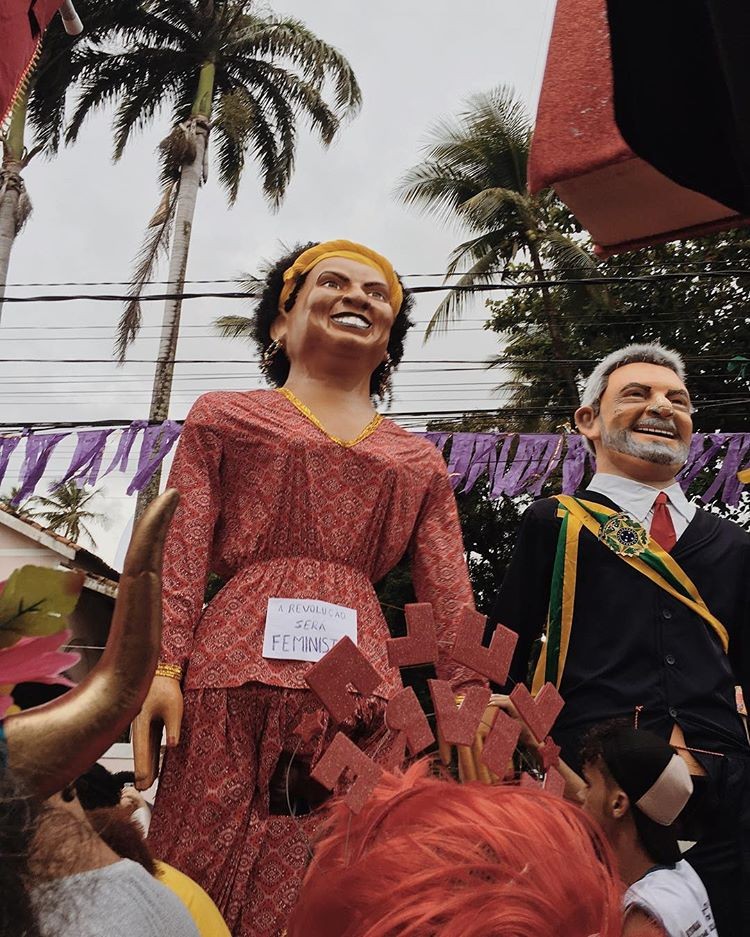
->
[597,512,649,557]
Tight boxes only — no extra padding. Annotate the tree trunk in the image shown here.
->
[527,242,581,410]
[0,89,29,322]
[134,118,209,518]
[133,62,216,519]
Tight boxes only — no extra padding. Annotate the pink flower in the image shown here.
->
[0,629,79,719]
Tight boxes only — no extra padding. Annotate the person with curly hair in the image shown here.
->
[134,240,482,936]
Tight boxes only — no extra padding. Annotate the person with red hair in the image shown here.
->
[286,760,630,937]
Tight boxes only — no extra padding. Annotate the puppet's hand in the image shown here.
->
[468,694,543,783]
[132,675,183,790]
[441,695,541,784]
[438,695,519,784]
[437,695,479,782]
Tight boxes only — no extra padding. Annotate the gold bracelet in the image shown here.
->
[155,662,183,681]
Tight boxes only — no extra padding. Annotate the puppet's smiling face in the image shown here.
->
[271,256,395,376]
[577,362,693,482]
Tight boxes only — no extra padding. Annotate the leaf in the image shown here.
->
[0,566,85,647]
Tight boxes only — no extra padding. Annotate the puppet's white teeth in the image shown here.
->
[332,314,370,329]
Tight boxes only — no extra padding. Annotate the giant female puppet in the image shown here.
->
[133,240,480,936]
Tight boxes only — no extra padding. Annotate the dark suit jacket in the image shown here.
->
[490,489,750,768]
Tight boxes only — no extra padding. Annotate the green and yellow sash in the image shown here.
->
[531,496,729,694]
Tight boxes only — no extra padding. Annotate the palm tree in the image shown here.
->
[0,2,121,318]
[0,89,33,315]
[0,487,34,520]
[0,0,92,311]
[29,480,103,548]
[396,85,601,407]
[65,0,361,513]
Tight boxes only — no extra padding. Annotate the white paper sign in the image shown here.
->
[262,597,358,662]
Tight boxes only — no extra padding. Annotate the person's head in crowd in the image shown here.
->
[578,722,693,877]
[85,805,156,874]
[575,343,693,482]
[287,759,625,937]
[75,764,135,811]
[249,240,415,399]
[0,767,42,937]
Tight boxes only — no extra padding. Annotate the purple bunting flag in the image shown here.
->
[15,433,69,502]
[0,435,23,489]
[701,433,750,506]
[126,421,183,495]
[1,422,750,508]
[102,420,148,477]
[57,429,113,489]
[561,435,594,494]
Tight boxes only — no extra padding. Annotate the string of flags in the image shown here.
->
[2,422,750,506]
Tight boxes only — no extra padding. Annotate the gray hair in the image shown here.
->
[580,343,687,414]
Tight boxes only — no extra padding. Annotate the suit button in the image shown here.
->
[665,654,676,665]
[669,707,678,718]
[662,609,673,620]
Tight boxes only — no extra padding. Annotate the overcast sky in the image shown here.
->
[1,1,556,563]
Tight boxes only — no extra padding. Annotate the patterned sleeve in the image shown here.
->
[409,462,486,691]
[160,395,223,670]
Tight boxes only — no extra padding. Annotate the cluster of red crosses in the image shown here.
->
[296,605,566,813]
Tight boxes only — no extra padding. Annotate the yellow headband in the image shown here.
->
[278,239,404,315]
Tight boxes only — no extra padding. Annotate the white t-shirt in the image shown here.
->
[624,860,716,937]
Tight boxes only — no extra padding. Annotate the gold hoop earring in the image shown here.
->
[260,339,284,380]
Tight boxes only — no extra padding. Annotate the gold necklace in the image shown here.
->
[276,387,383,448]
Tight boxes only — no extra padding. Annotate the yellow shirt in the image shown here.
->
[155,860,231,937]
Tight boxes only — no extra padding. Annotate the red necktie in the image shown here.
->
[650,492,677,553]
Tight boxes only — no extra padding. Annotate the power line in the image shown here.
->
[0,355,744,364]
[3,257,750,289]
[1,269,750,305]
[2,313,750,340]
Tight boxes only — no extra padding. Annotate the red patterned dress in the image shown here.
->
[148,388,476,936]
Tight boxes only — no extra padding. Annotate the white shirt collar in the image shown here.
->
[587,473,696,523]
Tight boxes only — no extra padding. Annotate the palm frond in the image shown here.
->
[240,275,264,299]
[398,86,531,221]
[541,230,599,279]
[213,314,254,340]
[29,480,103,548]
[230,16,361,114]
[111,61,185,160]
[445,231,517,277]
[396,162,479,229]
[213,59,341,203]
[116,180,179,361]
[425,248,505,339]
[459,186,534,232]
[540,230,610,306]
[66,49,185,153]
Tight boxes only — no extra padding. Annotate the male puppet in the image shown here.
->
[491,343,750,937]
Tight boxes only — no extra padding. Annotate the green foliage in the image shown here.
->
[0,566,84,647]
[0,488,34,520]
[373,478,524,713]
[204,571,226,605]
[396,84,599,366]
[64,0,361,206]
[374,479,523,623]
[29,481,104,548]
[20,1,129,160]
[486,227,750,433]
[456,479,527,614]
